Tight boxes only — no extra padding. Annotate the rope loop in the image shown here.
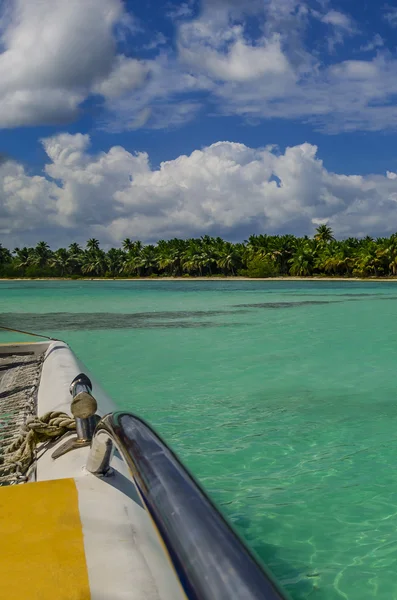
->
[0,412,76,485]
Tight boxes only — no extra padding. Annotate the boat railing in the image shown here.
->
[85,410,289,600]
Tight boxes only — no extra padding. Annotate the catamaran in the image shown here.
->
[0,333,288,599]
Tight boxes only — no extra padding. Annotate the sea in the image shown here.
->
[1,279,397,600]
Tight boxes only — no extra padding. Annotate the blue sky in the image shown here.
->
[2,0,397,248]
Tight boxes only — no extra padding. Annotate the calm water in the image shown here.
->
[1,280,397,599]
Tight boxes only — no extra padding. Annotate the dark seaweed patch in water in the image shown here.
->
[234,301,335,308]
[341,294,397,300]
[0,312,247,331]
[271,292,379,297]
[339,293,379,297]
[129,309,247,319]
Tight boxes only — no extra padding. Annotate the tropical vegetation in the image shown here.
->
[2,226,397,278]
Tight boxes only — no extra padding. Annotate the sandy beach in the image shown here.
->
[2,276,397,282]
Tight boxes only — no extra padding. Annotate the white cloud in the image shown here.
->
[210,53,397,133]
[0,159,61,239]
[0,0,147,127]
[167,0,195,21]
[1,0,397,135]
[360,34,384,52]
[178,19,292,82]
[321,10,354,30]
[142,32,168,51]
[2,134,397,247]
[177,1,295,83]
[98,54,211,132]
[263,0,311,70]
[384,7,397,27]
[317,9,357,53]
[92,55,149,100]
[112,0,395,135]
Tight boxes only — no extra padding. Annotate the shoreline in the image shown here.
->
[2,276,397,282]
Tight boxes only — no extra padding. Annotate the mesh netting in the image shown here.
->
[0,353,44,485]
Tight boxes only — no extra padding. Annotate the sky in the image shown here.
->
[2,0,397,248]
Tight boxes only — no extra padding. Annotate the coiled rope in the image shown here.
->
[0,411,76,485]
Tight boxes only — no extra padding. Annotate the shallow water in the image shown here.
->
[1,280,397,599]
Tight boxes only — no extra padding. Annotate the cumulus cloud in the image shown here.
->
[92,55,149,100]
[108,0,397,135]
[211,51,397,133]
[0,159,61,240]
[98,55,211,132]
[2,134,397,248]
[1,0,397,134]
[0,0,147,127]
[178,19,291,82]
[172,2,395,135]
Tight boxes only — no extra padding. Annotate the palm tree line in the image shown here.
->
[1,226,397,278]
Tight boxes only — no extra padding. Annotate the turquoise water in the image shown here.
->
[1,280,397,599]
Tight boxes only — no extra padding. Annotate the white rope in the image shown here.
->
[0,411,76,485]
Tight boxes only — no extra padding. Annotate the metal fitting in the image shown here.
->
[69,373,98,442]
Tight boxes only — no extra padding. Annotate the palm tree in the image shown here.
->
[289,242,316,276]
[106,248,125,277]
[216,242,243,275]
[0,243,12,266]
[7,229,397,280]
[245,234,270,260]
[182,241,203,275]
[67,243,83,275]
[86,238,100,252]
[316,243,353,276]
[156,242,181,276]
[122,238,134,252]
[121,240,143,276]
[139,245,158,276]
[33,241,52,268]
[314,224,335,244]
[13,247,33,272]
[50,248,72,276]
[122,254,141,276]
[377,235,397,276]
[353,242,383,277]
[81,250,107,276]
[68,243,82,256]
